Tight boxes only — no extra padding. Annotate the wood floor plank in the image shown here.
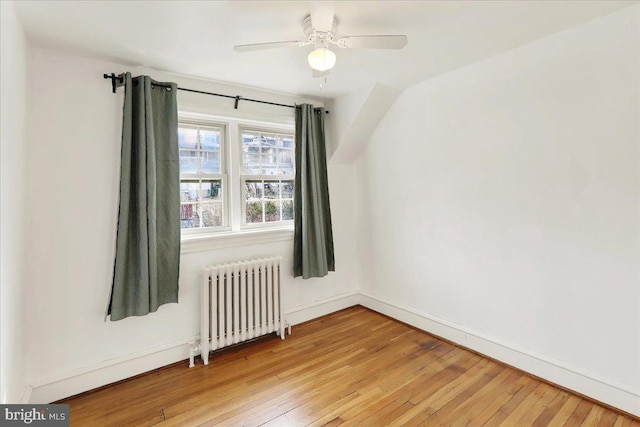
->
[494,382,547,426]
[582,405,606,426]
[419,363,505,425]
[392,358,493,424]
[565,399,596,427]
[478,376,541,426]
[465,374,531,427]
[613,415,640,427]
[258,414,295,427]
[532,390,571,426]
[512,384,560,426]
[58,306,638,427]
[439,369,519,426]
[598,410,621,426]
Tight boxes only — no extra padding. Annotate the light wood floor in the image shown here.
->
[60,306,638,426]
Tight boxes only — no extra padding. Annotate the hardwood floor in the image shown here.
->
[60,306,638,426]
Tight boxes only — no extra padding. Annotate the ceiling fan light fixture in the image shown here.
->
[307,47,336,72]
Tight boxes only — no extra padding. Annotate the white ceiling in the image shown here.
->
[15,1,635,99]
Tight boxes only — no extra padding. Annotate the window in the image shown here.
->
[178,123,227,230]
[178,117,294,235]
[241,129,295,227]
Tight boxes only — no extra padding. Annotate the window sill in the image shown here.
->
[181,227,294,254]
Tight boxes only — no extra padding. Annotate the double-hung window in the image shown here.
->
[178,117,294,235]
[241,128,295,227]
[178,122,227,231]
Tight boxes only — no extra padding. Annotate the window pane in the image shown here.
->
[282,181,294,199]
[281,137,293,149]
[200,129,220,150]
[282,200,293,221]
[178,128,197,149]
[243,133,259,146]
[202,180,222,201]
[264,182,279,199]
[245,181,263,200]
[261,146,275,155]
[243,152,261,174]
[263,135,276,148]
[246,202,263,223]
[265,201,280,222]
[180,181,199,202]
[200,151,220,173]
[180,203,198,229]
[262,153,276,166]
[179,150,198,173]
[279,149,293,169]
[261,166,279,176]
[201,203,222,227]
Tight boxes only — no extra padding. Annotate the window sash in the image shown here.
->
[240,127,295,177]
[179,122,225,175]
[238,125,295,230]
[240,176,294,228]
[180,174,228,232]
[179,121,229,233]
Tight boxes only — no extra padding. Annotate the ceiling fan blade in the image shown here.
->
[309,1,335,32]
[336,35,408,50]
[234,41,307,52]
[312,69,330,78]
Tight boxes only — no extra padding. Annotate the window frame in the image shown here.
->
[178,119,230,235]
[238,126,296,230]
[178,112,295,237]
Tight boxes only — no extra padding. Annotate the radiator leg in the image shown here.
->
[189,342,201,368]
[201,340,209,366]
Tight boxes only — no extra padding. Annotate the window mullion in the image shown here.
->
[198,178,202,229]
[196,127,201,176]
[228,120,241,231]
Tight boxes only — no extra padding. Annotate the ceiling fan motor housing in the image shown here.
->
[303,15,338,48]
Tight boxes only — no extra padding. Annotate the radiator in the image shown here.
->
[199,257,286,365]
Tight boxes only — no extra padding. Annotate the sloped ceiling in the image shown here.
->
[14,1,635,99]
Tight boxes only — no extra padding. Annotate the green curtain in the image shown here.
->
[293,104,335,279]
[108,73,180,321]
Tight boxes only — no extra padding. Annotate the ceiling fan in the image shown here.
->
[233,2,408,78]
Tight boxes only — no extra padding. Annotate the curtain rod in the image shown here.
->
[103,73,328,113]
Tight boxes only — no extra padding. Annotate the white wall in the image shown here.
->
[358,5,640,415]
[23,47,358,403]
[329,84,399,164]
[0,1,29,404]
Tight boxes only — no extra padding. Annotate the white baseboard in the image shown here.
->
[358,292,640,417]
[26,291,640,417]
[21,385,32,404]
[28,336,199,404]
[285,291,360,327]
[26,292,359,404]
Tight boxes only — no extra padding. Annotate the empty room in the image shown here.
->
[1,0,638,425]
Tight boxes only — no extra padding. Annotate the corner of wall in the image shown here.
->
[329,83,400,165]
[0,0,30,404]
